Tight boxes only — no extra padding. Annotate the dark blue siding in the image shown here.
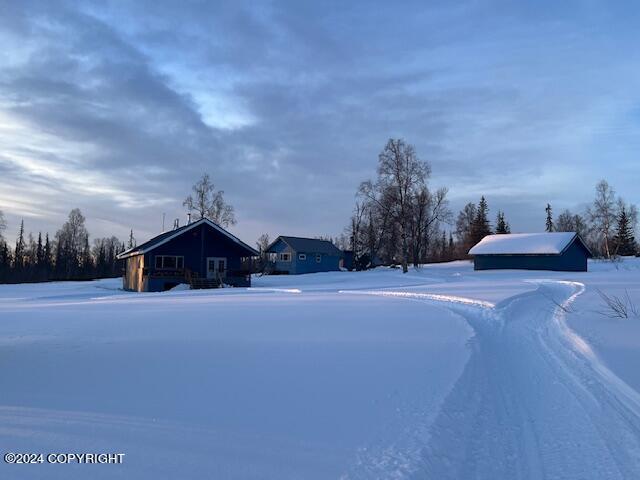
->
[145,224,249,275]
[270,239,295,273]
[473,241,589,272]
[140,223,251,291]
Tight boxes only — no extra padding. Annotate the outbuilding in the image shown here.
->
[116,218,259,291]
[266,236,343,274]
[468,232,592,272]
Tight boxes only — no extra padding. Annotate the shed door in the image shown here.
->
[207,257,227,279]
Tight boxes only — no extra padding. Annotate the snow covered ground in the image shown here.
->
[2,259,640,478]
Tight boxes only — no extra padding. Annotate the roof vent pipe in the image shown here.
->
[173,218,179,230]
[187,212,191,225]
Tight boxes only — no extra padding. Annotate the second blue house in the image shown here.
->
[266,236,344,274]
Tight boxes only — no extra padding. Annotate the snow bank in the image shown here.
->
[3,258,640,478]
[0,272,471,479]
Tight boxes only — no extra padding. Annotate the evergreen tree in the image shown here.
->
[54,237,65,277]
[613,205,637,256]
[27,233,37,271]
[470,196,491,244]
[495,211,510,234]
[0,241,9,269]
[43,233,52,274]
[545,203,554,232]
[95,240,107,276]
[0,241,10,281]
[36,232,44,267]
[81,236,93,275]
[127,229,136,250]
[14,220,26,270]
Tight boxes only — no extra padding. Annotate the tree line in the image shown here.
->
[543,180,638,258]
[0,208,131,283]
[0,173,242,284]
[345,138,638,271]
[0,161,637,283]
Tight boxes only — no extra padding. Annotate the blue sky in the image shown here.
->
[0,0,639,245]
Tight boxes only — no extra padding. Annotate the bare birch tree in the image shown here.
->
[587,180,617,258]
[358,139,430,272]
[183,173,236,227]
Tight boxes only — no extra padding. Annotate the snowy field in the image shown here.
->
[2,260,640,479]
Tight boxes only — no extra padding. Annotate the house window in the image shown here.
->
[155,255,184,270]
[316,254,322,263]
[279,253,291,262]
[298,253,306,261]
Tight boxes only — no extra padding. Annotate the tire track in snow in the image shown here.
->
[340,281,640,479]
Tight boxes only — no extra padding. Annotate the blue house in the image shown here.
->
[469,232,592,272]
[117,218,259,291]
[266,236,343,274]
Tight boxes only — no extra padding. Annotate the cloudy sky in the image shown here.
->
[1,0,639,246]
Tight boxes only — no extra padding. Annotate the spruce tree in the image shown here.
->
[545,203,554,232]
[613,206,637,256]
[80,236,92,276]
[0,241,7,270]
[54,237,65,278]
[43,233,52,276]
[26,233,37,277]
[14,220,25,270]
[127,229,136,250]
[36,232,44,267]
[96,241,107,276]
[471,197,491,244]
[495,211,510,234]
[0,241,10,279]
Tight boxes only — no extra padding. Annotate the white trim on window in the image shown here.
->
[298,253,306,260]
[279,252,291,262]
[155,255,184,270]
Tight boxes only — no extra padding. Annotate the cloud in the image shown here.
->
[0,0,639,245]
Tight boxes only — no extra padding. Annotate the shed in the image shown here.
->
[468,232,592,272]
[116,218,259,291]
[266,236,343,274]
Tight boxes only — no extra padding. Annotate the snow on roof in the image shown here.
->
[468,232,581,255]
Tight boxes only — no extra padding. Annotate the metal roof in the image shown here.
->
[266,236,343,256]
[117,218,259,259]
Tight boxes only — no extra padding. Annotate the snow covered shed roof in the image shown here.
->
[116,218,259,260]
[266,236,343,256]
[468,232,592,256]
